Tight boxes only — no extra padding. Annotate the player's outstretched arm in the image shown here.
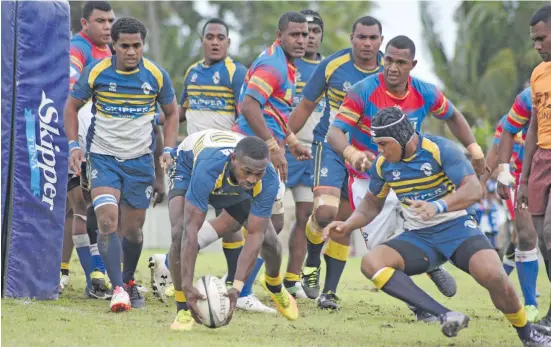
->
[288,98,318,134]
[517,108,538,210]
[327,126,374,172]
[233,214,269,287]
[324,192,385,240]
[442,174,482,211]
[445,107,486,175]
[64,96,86,174]
[240,96,274,141]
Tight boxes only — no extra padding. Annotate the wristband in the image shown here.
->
[432,200,448,214]
[265,138,279,152]
[232,280,244,292]
[154,113,161,126]
[467,143,484,160]
[163,147,172,154]
[343,145,360,163]
[69,141,80,153]
[286,132,300,148]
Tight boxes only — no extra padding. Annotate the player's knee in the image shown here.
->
[360,252,381,279]
[271,214,284,234]
[170,221,185,244]
[96,212,117,234]
[314,206,337,229]
[122,227,143,244]
[295,205,312,228]
[70,198,88,216]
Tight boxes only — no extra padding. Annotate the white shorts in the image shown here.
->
[272,181,286,215]
[290,184,313,203]
[349,175,404,250]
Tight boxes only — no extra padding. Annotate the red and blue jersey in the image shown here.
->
[233,41,296,141]
[493,114,525,177]
[70,31,112,89]
[504,87,532,135]
[300,48,384,143]
[333,73,454,178]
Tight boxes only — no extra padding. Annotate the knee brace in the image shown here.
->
[93,194,118,210]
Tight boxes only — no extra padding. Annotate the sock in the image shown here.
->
[73,234,94,288]
[503,242,516,276]
[305,217,324,268]
[86,206,105,273]
[265,273,283,293]
[372,267,451,316]
[322,240,349,293]
[98,232,124,288]
[505,306,531,340]
[222,240,244,285]
[240,257,264,298]
[515,248,539,307]
[60,262,69,276]
[284,272,300,287]
[175,290,188,312]
[89,243,105,274]
[122,236,143,284]
[165,252,169,270]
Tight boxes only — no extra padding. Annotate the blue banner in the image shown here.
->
[4,0,70,299]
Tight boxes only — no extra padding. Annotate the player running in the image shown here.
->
[482,103,540,322]
[167,130,298,330]
[282,9,325,299]
[60,0,114,297]
[65,17,179,312]
[231,11,310,301]
[518,5,551,332]
[287,15,387,309]
[324,107,551,346]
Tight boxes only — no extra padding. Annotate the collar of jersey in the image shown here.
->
[381,74,411,100]
[114,56,140,75]
[351,51,383,73]
[301,53,323,64]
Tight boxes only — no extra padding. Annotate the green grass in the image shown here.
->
[2,249,548,347]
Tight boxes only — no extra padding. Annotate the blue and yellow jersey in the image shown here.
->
[334,73,453,178]
[368,134,475,230]
[293,55,325,145]
[233,40,297,141]
[300,48,384,143]
[179,57,247,134]
[71,56,175,159]
[174,130,279,217]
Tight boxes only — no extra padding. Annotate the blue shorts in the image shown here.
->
[285,147,313,188]
[87,153,155,209]
[312,141,348,200]
[167,149,193,195]
[385,215,489,273]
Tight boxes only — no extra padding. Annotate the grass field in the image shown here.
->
[2,249,548,347]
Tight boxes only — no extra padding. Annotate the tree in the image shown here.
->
[420,1,541,147]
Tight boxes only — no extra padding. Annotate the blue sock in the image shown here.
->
[73,234,94,288]
[90,243,106,273]
[240,257,264,298]
[516,248,539,307]
[503,263,515,276]
[165,252,169,270]
[98,232,124,288]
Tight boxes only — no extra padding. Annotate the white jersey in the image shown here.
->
[177,129,245,155]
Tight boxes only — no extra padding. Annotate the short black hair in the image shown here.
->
[352,16,382,35]
[278,11,307,32]
[386,35,416,59]
[82,1,112,20]
[111,17,147,42]
[235,137,269,161]
[300,9,324,31]
[530,5,551,26]
[202,18,229,36]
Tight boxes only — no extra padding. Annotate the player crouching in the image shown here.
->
[167,130,298,330]
[323,107,551,346]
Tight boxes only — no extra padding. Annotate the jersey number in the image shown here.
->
[221,149,234,156]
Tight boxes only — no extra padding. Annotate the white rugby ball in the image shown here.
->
[194,275,230,328]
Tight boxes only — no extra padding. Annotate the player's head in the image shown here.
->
[530,5,551,62]
[350,16,383,63]
[81,1,115,46]
[300,10,323,56]
[371,107,415,162]
[201,18,230,65]
[231,137,270,190]
[383,35,417,89]
[277,12,308,59]
[111,17,147,70]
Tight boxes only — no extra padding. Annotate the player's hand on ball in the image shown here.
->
[183,286,206,324]
[223,287,240,326]
[406,199,437,221]
[69,148,84,175]
[159,152,172,173]
[323,221,349,241]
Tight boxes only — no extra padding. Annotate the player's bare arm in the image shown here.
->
[178,105,187,123]
[327,125,374,172]
[408,174,482,221]
[479,143,498,199]
[160,97,179,171]
[445,106,486,175]
[517,108,538,210]
[288,98,317,134]
[64,95,86,174]
[324,192,385,241]
[153,125,165,207]
[495,130,518,200]
[180,201,208,321]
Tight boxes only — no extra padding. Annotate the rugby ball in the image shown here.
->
[194,275,230,328]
